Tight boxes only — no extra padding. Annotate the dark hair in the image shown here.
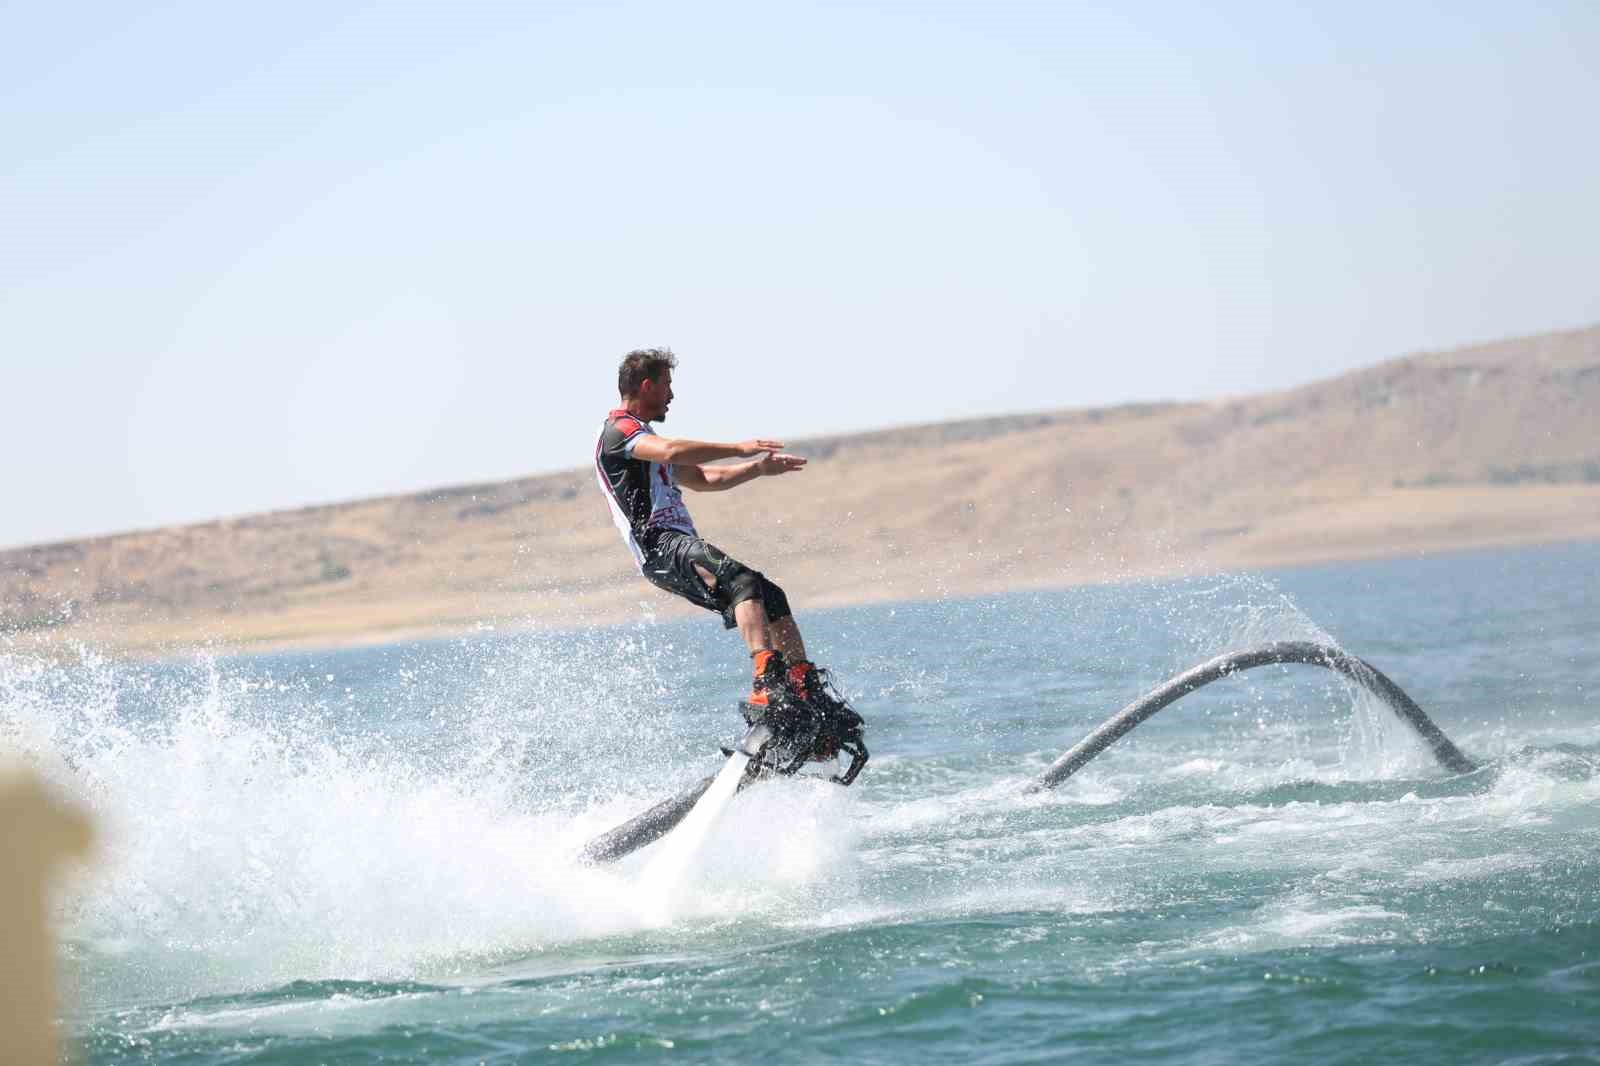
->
[617,348,678,397]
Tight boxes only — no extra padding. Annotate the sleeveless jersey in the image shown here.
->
[594,408,698,569]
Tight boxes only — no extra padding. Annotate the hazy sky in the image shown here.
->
[4,1,1597,550]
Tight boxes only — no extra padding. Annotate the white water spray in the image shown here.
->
[638,752,752,915]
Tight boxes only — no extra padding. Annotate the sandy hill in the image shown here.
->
[5,325,1599,653]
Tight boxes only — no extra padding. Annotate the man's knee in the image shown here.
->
[724,567,763,611]
[725,569,791,623]
[759,576,791,622]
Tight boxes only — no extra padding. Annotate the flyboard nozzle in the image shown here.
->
[736,722,774,760]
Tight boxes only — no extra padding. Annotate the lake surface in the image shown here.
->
[6,541,1598,1064]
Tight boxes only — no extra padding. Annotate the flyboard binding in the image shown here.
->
[578,681,869,865]
[727,676,869,786]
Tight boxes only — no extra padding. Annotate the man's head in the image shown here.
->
[618,348,677,421]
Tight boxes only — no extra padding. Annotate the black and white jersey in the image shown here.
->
[594,408,698,569]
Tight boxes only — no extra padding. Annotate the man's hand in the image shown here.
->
[679,449,806,491]
[756,452,807,476]
[737,439,786,456]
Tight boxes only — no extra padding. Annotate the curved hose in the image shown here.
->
[1029,640,1477,791]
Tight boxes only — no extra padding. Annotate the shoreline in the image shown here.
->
[12,532,1596,662]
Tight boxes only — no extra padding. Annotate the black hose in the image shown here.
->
[579,773,718,865]
[1029,640,1477,791]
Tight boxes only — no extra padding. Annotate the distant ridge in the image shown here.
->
[5,324,1599,652]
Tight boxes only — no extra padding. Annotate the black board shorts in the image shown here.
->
[641,529,791,629]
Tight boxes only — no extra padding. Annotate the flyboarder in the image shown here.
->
[594,348,862,769]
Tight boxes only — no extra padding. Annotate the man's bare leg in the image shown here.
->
[732,602,806,663]
[733,601,809,677]
[771,617,808,663]
[733,598,772,655]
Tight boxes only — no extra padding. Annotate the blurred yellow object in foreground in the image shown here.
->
[0,764,94,1066]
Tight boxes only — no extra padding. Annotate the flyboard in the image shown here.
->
[579,640,1480,866]
[580,686,868,865]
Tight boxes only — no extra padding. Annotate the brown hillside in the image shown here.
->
[4,325,1598,653]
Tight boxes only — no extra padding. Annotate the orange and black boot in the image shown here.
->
[739,650,820,770]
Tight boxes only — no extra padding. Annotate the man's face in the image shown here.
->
[639,370,674,421]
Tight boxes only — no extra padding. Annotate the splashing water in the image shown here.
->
[638,752,752,916]
[6,545,1598,1064]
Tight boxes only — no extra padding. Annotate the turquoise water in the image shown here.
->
[6,542,1598,1063]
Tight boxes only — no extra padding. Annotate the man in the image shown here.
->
[594,348,860,766]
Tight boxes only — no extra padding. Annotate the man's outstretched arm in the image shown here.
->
[676,452,807,492]
[629,435,782,466]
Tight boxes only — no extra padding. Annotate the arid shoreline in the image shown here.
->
[5,325,1598,658]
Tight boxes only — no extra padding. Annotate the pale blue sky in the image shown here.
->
[4,1,1597,549]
